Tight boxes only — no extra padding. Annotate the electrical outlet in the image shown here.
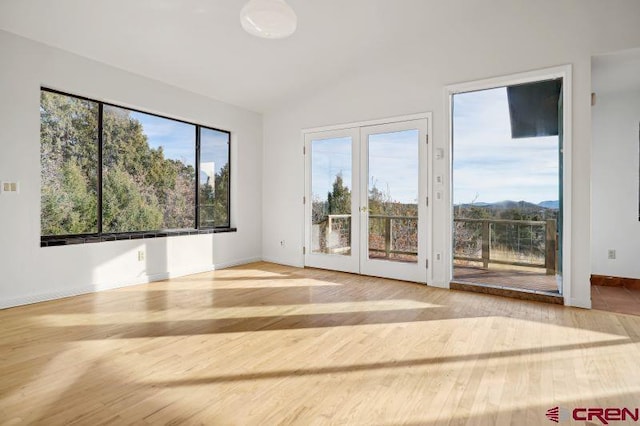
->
[607,249,616,260]
[137,250,145,261]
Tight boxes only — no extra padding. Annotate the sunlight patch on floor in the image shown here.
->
[33,299,442,326]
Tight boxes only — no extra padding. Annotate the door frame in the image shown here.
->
[443,65,573,301]
[302,113,433,284]
[303,127,360,274]
[359,119,429,283]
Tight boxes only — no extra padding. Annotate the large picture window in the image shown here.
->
[40,88,232,244]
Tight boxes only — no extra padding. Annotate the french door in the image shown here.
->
[304,118,429,283]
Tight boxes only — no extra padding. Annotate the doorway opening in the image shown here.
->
[451,78,564,296]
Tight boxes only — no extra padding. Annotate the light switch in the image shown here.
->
[0,181,20,194]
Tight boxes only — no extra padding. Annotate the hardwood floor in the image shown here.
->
[1,262,639,425]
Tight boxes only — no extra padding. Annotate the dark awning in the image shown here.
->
[506,79,562,138]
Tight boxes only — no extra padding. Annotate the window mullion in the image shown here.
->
[195,126,201,229]
[97,102,104,235]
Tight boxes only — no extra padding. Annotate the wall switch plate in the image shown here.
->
[0,181,19,194]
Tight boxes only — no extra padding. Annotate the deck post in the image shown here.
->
[545,219,557,275]
[384,217,392,258]
[481,220,490,269]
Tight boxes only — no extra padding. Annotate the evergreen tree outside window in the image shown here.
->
[199,128,230,228]
[102,105,196,232]
[39,88,232,241]
[40,91,99,236]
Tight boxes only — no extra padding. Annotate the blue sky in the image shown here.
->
[368,130,418,203]
[311,130,419,204]
[200,127,230,175]
[311,137,352,203]
[453,87,559,204]
[130,111,229,175]
[131,111,196,167]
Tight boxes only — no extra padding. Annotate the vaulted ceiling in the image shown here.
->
[1,0,639,113]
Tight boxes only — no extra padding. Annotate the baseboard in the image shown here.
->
[261,256,304,268]
[0,280,146,310]
[591,274,640,290]
[213,256,263,270]
[0,257,262,310]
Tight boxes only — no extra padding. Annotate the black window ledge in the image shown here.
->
[41,228,237,247]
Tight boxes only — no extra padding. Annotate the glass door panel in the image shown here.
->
[367,129,419,263]
[360,120,428,283]
[304,128,360,273]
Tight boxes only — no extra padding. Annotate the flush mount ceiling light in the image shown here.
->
[240,0,297,39]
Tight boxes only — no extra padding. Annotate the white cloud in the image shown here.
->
[453,87,560,204]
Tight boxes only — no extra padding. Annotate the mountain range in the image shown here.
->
[456,200,559,210]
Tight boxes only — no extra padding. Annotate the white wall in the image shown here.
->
[262,2,640,308]
[0,30,263,308]
[591,88,640,278]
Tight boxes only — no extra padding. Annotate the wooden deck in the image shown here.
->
[1,262,639,425]
[453,265,560,294]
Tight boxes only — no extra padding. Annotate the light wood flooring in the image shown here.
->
[592,285,640,316]
[1,262,640,425]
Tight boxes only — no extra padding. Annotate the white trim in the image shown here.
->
[425,114,434,285]
[213,256,263,270]
[567,298,592,310]
[302,113,430,134]
[0,257,262,310]
[302,114,433,284]
[262,256,304,268]
[443,65,573,303]
[446,65,572,95]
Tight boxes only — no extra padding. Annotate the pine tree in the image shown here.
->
[327,173,350,215]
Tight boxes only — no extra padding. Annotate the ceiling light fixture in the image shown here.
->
[240,0,297,39]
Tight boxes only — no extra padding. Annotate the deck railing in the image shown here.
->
[318,215,557,274]
[454,218,557,275]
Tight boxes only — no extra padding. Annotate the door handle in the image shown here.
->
[360,206,368,213]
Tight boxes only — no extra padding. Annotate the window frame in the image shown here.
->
[40,87,233,246]
[197,126,232,229]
